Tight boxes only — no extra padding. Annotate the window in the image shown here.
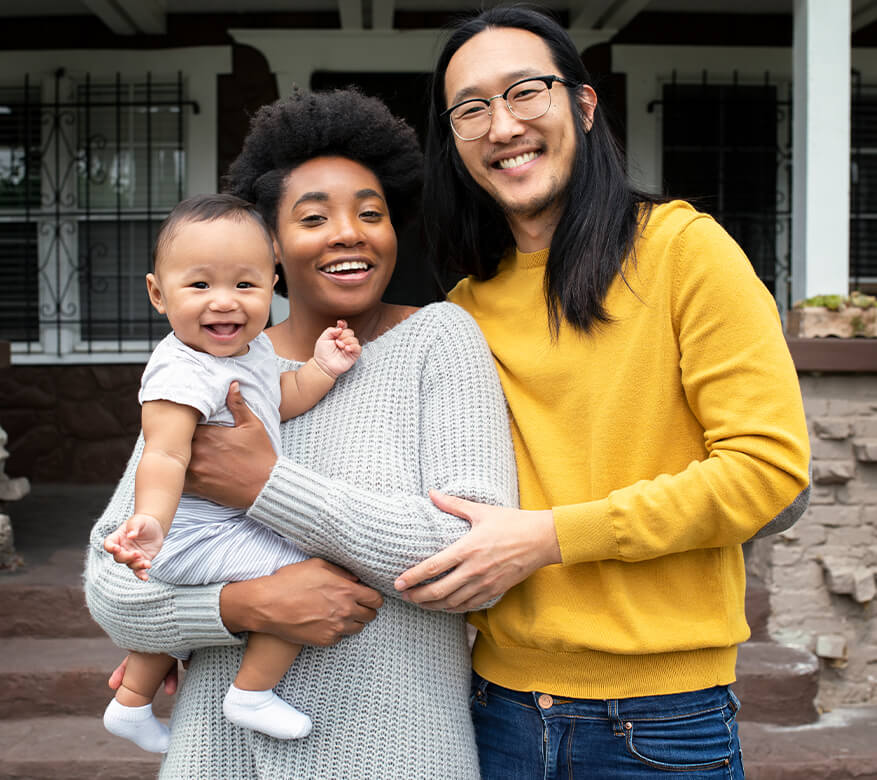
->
[851,79,877,290]
[0,71,194,359]
[660,80,789,309]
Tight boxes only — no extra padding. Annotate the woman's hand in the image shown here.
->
[109,655,179,695]
[393,491,561,612]
[221,559,384,646]
[185,382,276,508]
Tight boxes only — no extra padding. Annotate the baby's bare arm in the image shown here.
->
[279,321,360,420]
[104,401,200,576]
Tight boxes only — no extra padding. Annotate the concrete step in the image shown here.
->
[740,706,877,779]
[0,548,101,639]
[0,715,162,779]
[744,574,771,641]
[0,638,174,719]
[735,641,820,725]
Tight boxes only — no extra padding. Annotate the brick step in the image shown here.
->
[739,706,877,779]
[0,716,162,780]
[0,638,174,719]
[735,641,820,725]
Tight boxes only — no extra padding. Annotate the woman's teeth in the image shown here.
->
[324,261,369,274]
[498,151,539,170]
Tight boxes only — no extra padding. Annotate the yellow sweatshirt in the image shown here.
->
[448,200,811,699]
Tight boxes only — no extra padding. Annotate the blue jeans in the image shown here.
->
[471,673,744,779]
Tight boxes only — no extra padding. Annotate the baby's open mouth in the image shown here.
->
[205,324,242,336]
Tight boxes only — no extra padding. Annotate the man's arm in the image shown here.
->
[397,215,810,610]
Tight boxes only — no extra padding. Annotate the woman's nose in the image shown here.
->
[330,216,364,246]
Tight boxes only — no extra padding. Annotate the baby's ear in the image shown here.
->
[145,273,166,314]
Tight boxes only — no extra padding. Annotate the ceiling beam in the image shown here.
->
[338,0,363,30]
[372,0,395,30]
[81,0,137,35]
[117,0,166,35]
[852,0,877,31]
[570,0,650,30]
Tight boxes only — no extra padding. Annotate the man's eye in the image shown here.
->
[456,103,487,119]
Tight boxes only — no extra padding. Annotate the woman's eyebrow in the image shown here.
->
[356,188,385,201]
[292,191,329,208]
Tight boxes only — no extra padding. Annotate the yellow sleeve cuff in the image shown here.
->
[553,498,619,565]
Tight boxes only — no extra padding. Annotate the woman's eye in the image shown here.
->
[301,214,326,225]
[361,210,383,220]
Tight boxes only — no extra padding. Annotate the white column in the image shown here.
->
[792,0,851,302]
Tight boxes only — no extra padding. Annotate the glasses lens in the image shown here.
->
[507,80,551,120]
[450,101,490,140]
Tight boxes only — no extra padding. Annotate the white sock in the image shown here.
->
[222,684,312,739]
[103,698,170,753]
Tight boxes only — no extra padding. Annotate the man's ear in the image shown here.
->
[145,273,166,314]
[577,85,598,133]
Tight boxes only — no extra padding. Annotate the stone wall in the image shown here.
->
[769,373,877,708]
[0,364,142,483]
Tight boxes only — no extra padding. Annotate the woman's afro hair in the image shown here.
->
[224,87,423,238]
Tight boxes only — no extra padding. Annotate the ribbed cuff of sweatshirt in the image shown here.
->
[172,582,243,648]
[248,457,330,546]
[553,498,619,564]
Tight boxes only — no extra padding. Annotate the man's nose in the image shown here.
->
[487,99,525,143]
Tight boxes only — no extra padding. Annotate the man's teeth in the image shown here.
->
[324,261,369,274]
[498,151,539,170]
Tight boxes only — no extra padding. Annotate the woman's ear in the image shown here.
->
[577,85,598,133]
[145,273,166,314]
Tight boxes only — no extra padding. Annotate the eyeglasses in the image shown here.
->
[442,75,580,141]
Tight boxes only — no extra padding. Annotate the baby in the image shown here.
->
[102,193,360,752]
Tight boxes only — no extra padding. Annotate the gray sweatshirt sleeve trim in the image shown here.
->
[748,461,812,540]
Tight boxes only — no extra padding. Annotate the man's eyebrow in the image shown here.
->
[449,69,544,106]
[292,191,329,208]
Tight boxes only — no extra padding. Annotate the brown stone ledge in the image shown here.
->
[787,337,877,373]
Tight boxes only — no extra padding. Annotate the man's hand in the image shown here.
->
[186,381,276,508]
[393,491,562,612]
[221,559,383,646]
[104,513,165,580]
[109,655,179,695]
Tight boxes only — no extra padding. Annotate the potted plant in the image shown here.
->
[786,292,877,338]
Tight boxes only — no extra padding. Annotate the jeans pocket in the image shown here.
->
[623,704,735,773]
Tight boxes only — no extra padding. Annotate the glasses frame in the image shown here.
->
[442,74,580,141]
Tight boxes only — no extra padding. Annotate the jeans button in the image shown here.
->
[624,721,632,730]
[537,694,553,709]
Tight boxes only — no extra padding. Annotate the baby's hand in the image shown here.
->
[313,320,362,378]
[103,513,166,581]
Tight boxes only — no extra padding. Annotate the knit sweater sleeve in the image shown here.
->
[553,215,811,564]
[83,434,241,655]
[248,304,518,600]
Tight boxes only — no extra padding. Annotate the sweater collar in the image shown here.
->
[500,246,550,272]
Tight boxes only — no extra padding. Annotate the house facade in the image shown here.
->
[1,0,876,709]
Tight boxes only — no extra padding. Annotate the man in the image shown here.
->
[394,7,811,777]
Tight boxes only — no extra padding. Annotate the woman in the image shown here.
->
[85,88,517,778]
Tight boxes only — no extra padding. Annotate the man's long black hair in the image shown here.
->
[423,5,660,335]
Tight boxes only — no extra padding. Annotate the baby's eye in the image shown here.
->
[237,281,254,289]
[191,281,208,289]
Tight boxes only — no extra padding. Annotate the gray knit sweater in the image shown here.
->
[85,302,517,779]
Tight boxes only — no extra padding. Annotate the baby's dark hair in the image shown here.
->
[154,193,274,269]
[223,88,423,296]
